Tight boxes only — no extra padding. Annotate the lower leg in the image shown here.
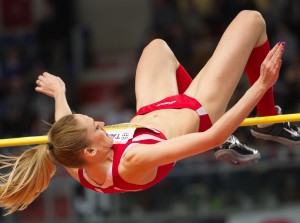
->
[176,65,192,94]
[244,40,277,116]
[185,10,270,122]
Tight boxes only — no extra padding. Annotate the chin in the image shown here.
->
[107,136,114,145]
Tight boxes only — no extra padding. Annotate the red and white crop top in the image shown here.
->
[78,123,174,193]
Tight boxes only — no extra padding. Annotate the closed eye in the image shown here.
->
[93,119,100,130]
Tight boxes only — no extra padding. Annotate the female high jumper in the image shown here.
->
[0,10,298,215]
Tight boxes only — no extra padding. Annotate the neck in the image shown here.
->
[84,150,114,185]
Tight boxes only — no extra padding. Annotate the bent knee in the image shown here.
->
[237,10,266,29]
[143,39,179,68]
[145,39,169,50]
[143,39,171,56]
[142,38,178,66]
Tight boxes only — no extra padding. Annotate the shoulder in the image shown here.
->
[118,143,158,185]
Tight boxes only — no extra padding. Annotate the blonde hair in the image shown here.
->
[0,145,55,215]
[0,114,91,215]
[49,114,91,168]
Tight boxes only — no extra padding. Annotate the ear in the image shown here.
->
[83,148,97,157]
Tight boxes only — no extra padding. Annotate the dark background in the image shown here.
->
[1,0,300,222]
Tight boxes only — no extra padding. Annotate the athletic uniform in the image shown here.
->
[136,94,212,132]
[78,95,212,193]
[78,65,213,193]
[78,124,173,193]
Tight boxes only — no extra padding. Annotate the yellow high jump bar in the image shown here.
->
[0,135,48,147]
[240,113,300,126]
[0,113,300,147]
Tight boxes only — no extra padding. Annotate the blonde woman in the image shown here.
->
[0,10,294,215]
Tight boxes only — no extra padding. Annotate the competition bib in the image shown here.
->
[104,123,144,144]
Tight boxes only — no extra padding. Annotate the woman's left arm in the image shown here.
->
[122,78,268,174]
[123,42,284,171]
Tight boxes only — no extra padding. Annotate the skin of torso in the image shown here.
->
[71,108,200,187]
[130,108,200,140]
[108,108,199,186]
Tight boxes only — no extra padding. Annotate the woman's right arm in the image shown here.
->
[35,72,72,121]
[35,73,78,180]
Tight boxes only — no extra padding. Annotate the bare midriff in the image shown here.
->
[130,108,200,139]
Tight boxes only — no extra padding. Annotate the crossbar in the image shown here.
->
[0,136,49,147]
[240,113,300,126]
[0,113,299,147]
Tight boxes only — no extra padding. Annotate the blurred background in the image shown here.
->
[1,0,300,222]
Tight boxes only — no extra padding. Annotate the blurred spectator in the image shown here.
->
[276,54,300,113]
[151,0,179,36]
[104,87,135,125]
[165,22,192,68]
[0,76,37,137]
[73,186,112,222]
[1,0,300,221]
[272,23,299,68]
[36,0,75,75]
[1,45,25,81]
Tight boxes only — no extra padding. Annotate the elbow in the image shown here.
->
[210,138,225,149]
[207,129,230,149]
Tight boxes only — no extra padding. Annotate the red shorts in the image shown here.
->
[135,94,212,132]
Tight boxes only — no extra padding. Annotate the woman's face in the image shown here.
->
[74,114,113,150]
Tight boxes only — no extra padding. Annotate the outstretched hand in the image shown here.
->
[35,72,66,98]
[259,42,285,89]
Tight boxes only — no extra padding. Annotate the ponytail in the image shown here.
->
[0,144,56,215]
[0,114,90,215]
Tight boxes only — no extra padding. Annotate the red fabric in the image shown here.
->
[176,64,192,94]
[136,94,212,132]
[78,128,174,193]
[244,40,277,116]
[112,128,173,191]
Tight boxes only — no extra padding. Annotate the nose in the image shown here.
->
[96,121,105,128]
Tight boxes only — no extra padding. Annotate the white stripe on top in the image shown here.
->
[132,134,164,142]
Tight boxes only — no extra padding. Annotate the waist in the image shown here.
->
[131,109,199,139]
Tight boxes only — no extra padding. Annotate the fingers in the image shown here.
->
[35,86,53,97]
[264,42,279,62]
[270,42,285,65]
[273,58,282,74]
[259,42,285,88]
[35,86,43,93]
[264,42,284,65]
[36,79,42,87]
[35,72,64,98]
[261,42,284,72]
[36,72,54,87]
[36,77,45,87]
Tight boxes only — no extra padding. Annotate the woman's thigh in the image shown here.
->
[135,39,180,111]
[185,10,267,123]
